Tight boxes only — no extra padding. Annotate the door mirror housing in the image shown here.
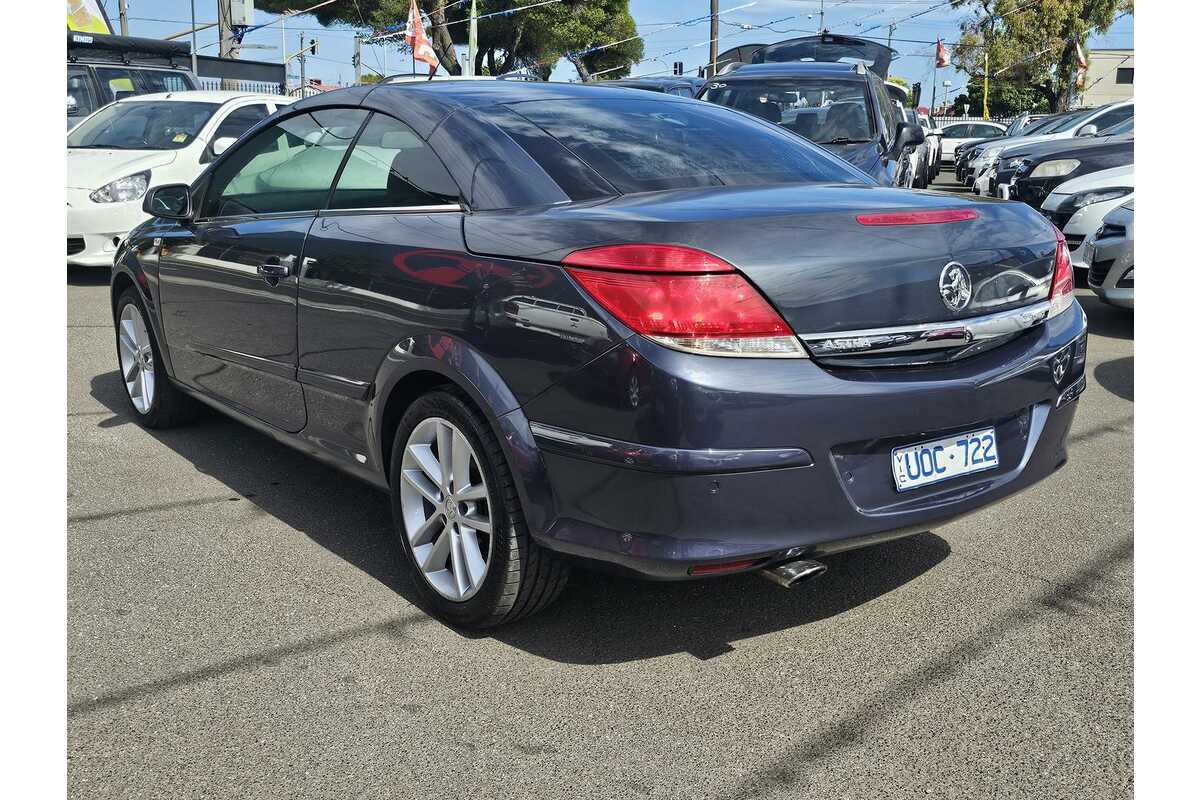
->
[1076,123,1098,137]
[143,184,193,221]
[889,121,925,158]
[211,136,237,156]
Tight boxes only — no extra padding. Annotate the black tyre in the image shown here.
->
[389,389,568,628]
[113,287,199,429]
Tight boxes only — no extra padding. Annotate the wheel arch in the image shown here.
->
[370,334,555,539]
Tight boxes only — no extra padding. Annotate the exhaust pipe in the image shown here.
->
[759,558,827,589]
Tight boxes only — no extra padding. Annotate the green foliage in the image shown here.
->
[256,0,643,80]
[948,0,1133,111]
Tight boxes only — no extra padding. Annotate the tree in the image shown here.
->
[256,0,643,81]
[948,0,1133,112]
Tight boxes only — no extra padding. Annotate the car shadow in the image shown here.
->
[1076,290,1132,340]
[87,370,950,664]
[1094,356,1134,402]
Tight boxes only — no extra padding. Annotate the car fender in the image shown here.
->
[370,333,556,539]
[110,229,178,380]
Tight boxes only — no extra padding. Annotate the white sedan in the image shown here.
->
[67,90,293,267]
[937,120,1007,165]
[1040,164,1134,270]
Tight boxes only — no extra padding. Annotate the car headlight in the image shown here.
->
[1002,157,1029,171]
[1066,187,1133,212]
[975,149,999,167]
[89,171,150,203]
[1029,159,1080,179]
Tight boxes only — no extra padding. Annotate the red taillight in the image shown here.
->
[563,244,805,358]
[1048,225,1075,317]
[561,243,733,274]
[855,209,979,226]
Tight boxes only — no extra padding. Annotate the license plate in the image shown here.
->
[892,427,998,492]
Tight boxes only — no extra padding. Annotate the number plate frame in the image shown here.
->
[891,426,999,492]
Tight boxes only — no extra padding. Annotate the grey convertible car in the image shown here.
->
[113,81,1087,628]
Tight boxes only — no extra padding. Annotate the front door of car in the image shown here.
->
[157,107,369,432]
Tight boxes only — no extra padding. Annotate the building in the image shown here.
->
[1079,49,1134,107]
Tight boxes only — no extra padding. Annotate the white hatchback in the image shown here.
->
[67,90,294,267]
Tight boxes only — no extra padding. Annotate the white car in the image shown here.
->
[1040,164,1134,270]
[968,100,1133,183]
[938,120,1006,165]
[917,113,941,181]
[67,90,294,267]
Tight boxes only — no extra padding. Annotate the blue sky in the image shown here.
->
[99,1,1133,107]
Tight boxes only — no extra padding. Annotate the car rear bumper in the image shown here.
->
[519,301,1089,579]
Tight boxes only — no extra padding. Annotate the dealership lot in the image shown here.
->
[67,184,1133,798]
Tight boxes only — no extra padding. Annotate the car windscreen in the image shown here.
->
[68,101,219,150]
[1040,110,1091,135]
[699,78,874,145]
[503,97,871,195]
[1015,115,1064,137]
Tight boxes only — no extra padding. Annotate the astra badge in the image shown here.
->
[939,262,972,312]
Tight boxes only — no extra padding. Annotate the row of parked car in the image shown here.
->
[951,100,1134,309]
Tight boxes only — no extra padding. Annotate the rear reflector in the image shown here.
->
[564,245,807,358]
[1048,224,1075,318]
[688,559,762,576]
[856,209,979,226]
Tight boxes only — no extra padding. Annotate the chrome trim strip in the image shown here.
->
[529,422,813,474]
[298,368,371,400]
[318,204,463,216]
[798,301,1051,357]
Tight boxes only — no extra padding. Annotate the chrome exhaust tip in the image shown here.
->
[759,558,827,589]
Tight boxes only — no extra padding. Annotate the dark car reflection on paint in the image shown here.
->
[111,81,1088,628]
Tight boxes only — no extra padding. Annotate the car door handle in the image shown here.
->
[257,255,294,283]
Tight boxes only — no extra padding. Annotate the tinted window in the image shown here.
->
[67,101,219,150]
[942,124,973,137]
[486,106,614,202]
[135,69,195,94]
[507,97,868,194]
[874,78,902,142]
[1042,110,1091,134]
[702,78,875,143]
[67,66,99,121]
[213,104,270,142]
[1088,104,1132,132]
[203,108,368,218]
[94,67,140,102]
[330,113,460,209]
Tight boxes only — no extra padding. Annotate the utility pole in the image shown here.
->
[118,0,129,35]
[299,33,306,96]
[819,0,825,33]
[190,0,198,74]
[353,37,362,85]
[709,0,718,78]
[218,0,239,60]
[887,23,896,49]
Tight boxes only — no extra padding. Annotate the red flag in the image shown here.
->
[935,38,950,68]
[405,0,439,75]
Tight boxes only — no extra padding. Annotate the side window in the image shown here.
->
[1088,104,1133,133]
[202,108,368,218]
[135,70,194,94]
[67,66,99,120]
[329,113,460,210]
[872,79,900,143]
[94,67,138,102]
[977,125,1004,138]
[213,104,270,142]
[941,124,969,137]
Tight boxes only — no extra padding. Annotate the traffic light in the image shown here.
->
[309,38,319,56]
[673,61,683,76]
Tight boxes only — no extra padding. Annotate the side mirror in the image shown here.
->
[143,184,193,221]
[1076,123,1098,137]
[211,136,237,156]
[889,121,925,158]
[67,96,80,115]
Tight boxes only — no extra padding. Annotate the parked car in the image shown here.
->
[1008,127,1132,207]
[604,77,705,97]
[939,120,1005,165]
[917,112,942,180]
[1082,200,1134,309]
[901,107,931,188]
[68,31,200,129]
[698,35,925,187]
[115,81,1086,628]
[956,112,1072,185]
[969,100,1133,194]
[1040,164,1133,270]
[68,91,293,268]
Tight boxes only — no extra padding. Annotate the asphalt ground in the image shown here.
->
[67,170,1133,799]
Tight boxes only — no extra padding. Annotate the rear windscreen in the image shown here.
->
[501,97,870,195]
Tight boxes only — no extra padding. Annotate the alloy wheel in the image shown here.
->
[117,303,156,415]
[399,417,493,601]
